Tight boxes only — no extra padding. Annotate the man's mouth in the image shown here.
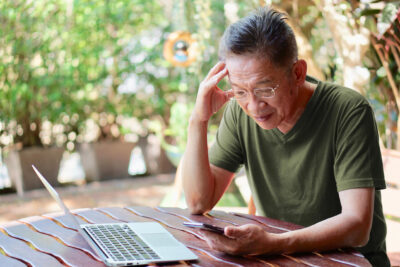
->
[253,113,272,122]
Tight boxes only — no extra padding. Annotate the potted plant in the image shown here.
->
[0,1,104,195]
[0,2,80,195]
[66,0,178,179]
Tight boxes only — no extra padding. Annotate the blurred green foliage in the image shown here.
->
[0,0,163,148]
[0,0,399,152]
[0,0,242,150]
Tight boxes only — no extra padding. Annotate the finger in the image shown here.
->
[205,61,226,80]
[211,67,228,85]
[203,67,228,92]
[200,230,234,248]
[201,67,228,98]
[201,230,244,255]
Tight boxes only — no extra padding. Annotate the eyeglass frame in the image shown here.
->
[231,84,280,101]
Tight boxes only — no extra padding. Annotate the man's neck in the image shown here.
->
[277,81,317,134]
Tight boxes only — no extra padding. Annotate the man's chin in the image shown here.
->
[255,120,277,130]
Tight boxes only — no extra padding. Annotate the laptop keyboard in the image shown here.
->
[84,224,161,262]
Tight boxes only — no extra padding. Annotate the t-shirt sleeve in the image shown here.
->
[209,101,244,173]
[334,104,386,191]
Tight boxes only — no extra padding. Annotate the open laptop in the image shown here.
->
[32,165,198,266]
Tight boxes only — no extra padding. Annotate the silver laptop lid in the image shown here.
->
[32,165,81,229]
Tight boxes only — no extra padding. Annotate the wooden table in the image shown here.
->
[0,206,371,266]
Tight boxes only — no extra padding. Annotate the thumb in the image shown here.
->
[224,226,246,239]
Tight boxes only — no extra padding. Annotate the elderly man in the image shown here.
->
[180,6,389,267]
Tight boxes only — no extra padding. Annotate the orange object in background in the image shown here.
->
[163,31,196,67]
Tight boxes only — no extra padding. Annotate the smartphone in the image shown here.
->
[183,222,225,234]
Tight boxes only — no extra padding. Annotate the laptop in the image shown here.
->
[32,165,198,266]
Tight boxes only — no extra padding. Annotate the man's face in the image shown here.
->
[225,54,298,131]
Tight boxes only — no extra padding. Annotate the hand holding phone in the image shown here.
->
[183,222,225,234]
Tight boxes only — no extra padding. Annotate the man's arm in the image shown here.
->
[182,119,235,214]
[180,61,235,214]
[200,187,374,255]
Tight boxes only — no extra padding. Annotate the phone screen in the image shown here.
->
[183,222,225,234]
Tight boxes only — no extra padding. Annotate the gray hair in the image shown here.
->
[219,7,298,68]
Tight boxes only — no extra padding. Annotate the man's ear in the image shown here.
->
[292,59,307,86]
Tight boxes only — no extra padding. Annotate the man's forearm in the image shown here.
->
[181,117,215,214]
[272,188,374,254]
[265,212,372,255]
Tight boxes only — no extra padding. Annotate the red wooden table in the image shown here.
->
[0,206,371,266]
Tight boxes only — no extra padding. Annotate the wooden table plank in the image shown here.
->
[2,220,105,267]
[95,207,152,223]
[43,211,87,230]
[318,251,370,267]
[74,208,123,224]
[0,224,63,266]
[19,215,102,262]
[0,250,30,267]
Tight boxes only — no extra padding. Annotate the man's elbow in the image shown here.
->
[187,202,209,215]
[348,219,372,247]
[185,196,211,215]
[187,205,207,215]
[353,228,371,247]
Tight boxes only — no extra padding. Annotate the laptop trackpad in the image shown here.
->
[141,233,180,247]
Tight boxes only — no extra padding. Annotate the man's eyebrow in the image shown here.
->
[255,79,273,85]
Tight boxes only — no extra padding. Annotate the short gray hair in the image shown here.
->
[219,7,298,68]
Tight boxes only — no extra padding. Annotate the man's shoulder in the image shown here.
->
[316,78,369,109]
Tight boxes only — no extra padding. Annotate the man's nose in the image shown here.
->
[247,93,264,113]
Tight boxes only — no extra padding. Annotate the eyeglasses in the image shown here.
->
[232,85,279,101]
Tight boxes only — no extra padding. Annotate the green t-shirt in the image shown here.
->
[209,76,389,266]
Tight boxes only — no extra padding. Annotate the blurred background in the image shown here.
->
[0,0,399,258]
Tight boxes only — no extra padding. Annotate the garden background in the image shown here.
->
[0,0,399,260]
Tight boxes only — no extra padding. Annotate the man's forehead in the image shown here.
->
[226,61,275,86]
[226,54,274,72]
